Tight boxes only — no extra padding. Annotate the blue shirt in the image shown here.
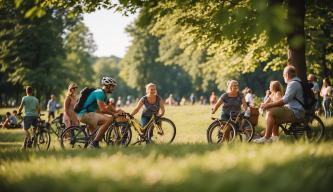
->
[282,77,305,119]
[47,99,57,112]
[77,89,108,117]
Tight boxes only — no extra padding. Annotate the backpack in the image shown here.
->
[74,87,96,113]
[293,80,317,113]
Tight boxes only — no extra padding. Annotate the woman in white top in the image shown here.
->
[320,78,332,118]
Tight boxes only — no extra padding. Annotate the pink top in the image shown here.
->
[63,95,79,127]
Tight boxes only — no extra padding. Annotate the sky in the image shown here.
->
[83,9,137,58]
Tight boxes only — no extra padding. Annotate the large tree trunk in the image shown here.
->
[287,0,306,81]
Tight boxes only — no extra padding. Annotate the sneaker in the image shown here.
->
[269,135,279,142]
[27,139,33,148]
[253,137,270,144]
[88,141,100,149]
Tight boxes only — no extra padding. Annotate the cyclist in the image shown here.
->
[254,65,304,143]
[18,86,40,149]
[77,76,123,149]
[63,83,79,128]
[211,80,248,122]
[130,83,165,128]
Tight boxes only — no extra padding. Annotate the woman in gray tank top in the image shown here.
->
[211,80,248,120]
[131,83,165,127]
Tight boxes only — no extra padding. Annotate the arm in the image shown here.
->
[46,100,50,112]
[158,98,165,117]
[211,97,223,114]
[320,87,325,97]
[264,95,272,104]
[18,98,24,114]
[36,101,41,115]
[97,100,118,115]
[241,96,248,111]
[64,96,71,114]
[261,99,284,110]
[130,99,144,116]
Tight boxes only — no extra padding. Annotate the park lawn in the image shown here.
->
[0,105,333,191]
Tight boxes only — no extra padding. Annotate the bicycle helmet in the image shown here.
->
[101,76,117,86]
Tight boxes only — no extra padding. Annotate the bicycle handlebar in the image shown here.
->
[119,112,134,119]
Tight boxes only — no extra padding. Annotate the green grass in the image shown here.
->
[1,105,333,191]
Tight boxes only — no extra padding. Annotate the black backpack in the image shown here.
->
[293,80,317,113]
[74,87,96,113]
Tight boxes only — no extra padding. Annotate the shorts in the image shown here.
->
[267,106,298,125]
[23,116,38,129]
[79,112,112,130]
[48,111,55,119]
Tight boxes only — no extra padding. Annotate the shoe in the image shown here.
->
[269,135,279,142]
[88,141,100,149]
[27,139,33,148]
[253,137,270,144]
[70,137,76,145]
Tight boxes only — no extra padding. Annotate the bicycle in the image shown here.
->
[105,113,176,146]
[48,113,66,139]
[207,112,254,144]
[19,113,51,150]
[60,123,102,149]
[278,112,325,142]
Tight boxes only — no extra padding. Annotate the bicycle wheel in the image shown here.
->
[238,118,254,142]
[207,120,236,144]
[147,117,176,144]
[105,123,132,147]
[304,114,325,142]
[34,129,51,150]
[60,126,88,149]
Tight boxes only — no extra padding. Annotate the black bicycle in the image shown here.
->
[279,112,325,142]
[207,112,255,144]
[19,114,51,150]
[60,124,97,149]
[48,113,66,139]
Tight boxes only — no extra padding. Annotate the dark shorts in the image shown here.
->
[48,111,55,119]
[23,116,38,129]
[221,112,230,121]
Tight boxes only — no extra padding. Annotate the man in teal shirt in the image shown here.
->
[18,86,40,149]
[78,76,123,149]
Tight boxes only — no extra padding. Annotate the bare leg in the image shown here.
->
[264,111,275,139]
[272,124,279,137]
[94,116,113,141]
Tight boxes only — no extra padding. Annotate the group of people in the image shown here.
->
[10,64,333,148]
[0,110,18,129]
[17,77,166,149]
[211,66,306,143]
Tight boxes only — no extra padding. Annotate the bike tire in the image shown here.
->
[147,117,176,144]
[34,129,51,150]
[207,120,236,144]
[237,118,255,142]
[304,114,325,142]
[60,126,88,149]
[105,123,132,147]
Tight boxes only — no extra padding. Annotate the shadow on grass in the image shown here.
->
[0,154,332,192]
[0,130,23,142]
[0,143,224,162]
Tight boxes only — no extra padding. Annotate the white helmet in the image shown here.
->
[101,76,117,86]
